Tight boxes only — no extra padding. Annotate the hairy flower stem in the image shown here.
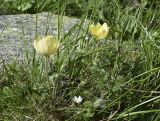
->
[94,41,105,92]
[45,55,49,82]
[94,41,100,60]
[52,79,57,109]
[45,55,56,109]
[45,55,54,108]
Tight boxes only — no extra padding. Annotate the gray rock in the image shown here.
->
[0,12,79,67]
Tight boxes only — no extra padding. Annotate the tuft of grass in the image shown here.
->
[0,0,160,120]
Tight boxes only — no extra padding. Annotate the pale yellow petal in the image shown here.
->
[89,22,109,40]
[95,23,101,29]
[33,35,59,56]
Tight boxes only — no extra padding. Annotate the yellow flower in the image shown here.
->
[89,23,109,40]
[34,35,59,56]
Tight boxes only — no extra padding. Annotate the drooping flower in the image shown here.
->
[89,22,109,40]
[33,35,59,56]
[73,96,83,104]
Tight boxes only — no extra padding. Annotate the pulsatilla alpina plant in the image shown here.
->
[33,35,59,108]
[89,23,109,40]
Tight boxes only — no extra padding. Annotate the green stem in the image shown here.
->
[52,79,57,108]
[95,40,101,59]
[45,55,49,82]
[45,55,56,109]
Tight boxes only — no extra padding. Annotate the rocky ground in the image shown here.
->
[0,12,79,68]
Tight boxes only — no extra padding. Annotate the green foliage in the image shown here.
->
[0,0,90,15]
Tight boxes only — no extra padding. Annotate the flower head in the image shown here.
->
[34,35,59,56]
[73,96,83,104]
[89,22,109,40]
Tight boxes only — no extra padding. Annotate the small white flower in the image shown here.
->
[73,96,82,104]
